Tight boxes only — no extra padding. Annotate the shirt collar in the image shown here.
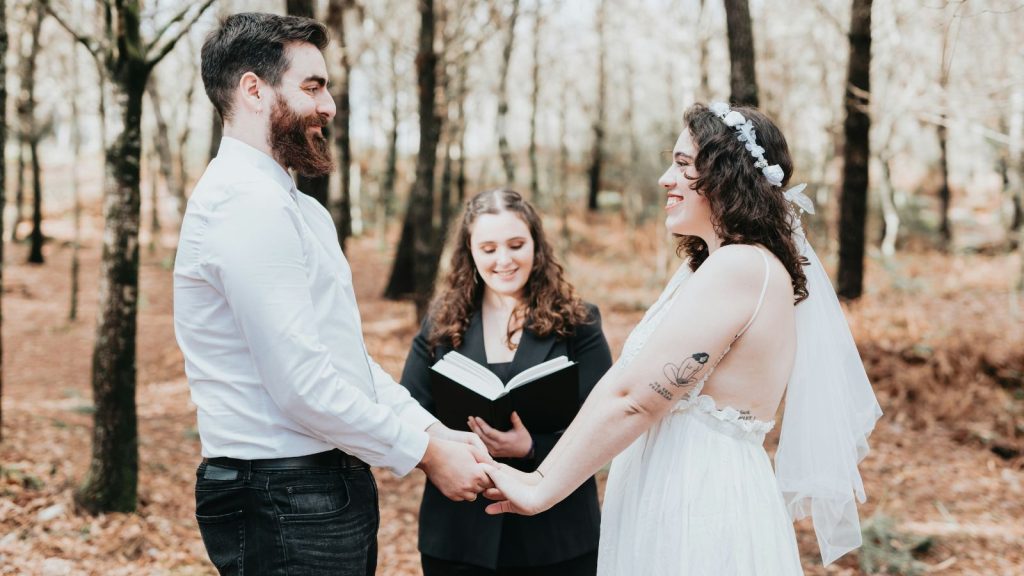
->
[217,137,296,196]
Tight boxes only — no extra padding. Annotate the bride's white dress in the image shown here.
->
[598,256,804,576]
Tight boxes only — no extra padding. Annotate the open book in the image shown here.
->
[429,351,580,433]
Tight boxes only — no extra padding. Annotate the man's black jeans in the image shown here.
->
[195,457,379,576]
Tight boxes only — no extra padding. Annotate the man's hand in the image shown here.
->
[468,412,533,458]
[417,437,493,502]
[426,421,490,459]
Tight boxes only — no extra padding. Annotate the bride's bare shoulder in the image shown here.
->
[691,245,768,294]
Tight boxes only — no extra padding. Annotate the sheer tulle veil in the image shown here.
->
[775,195,883,565]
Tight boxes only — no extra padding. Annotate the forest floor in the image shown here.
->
[1,208,1023,575]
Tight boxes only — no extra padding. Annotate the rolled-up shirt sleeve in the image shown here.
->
[204,183,428,476]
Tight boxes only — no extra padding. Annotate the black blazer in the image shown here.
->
[400,303,613,569]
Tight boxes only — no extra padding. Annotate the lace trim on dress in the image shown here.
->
[673,394,776,435]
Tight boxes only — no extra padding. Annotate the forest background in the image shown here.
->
[0,0,1023,574]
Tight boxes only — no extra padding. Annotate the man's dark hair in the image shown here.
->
[201,12,328,121]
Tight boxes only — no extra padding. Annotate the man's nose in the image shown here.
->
[317,92,337,120]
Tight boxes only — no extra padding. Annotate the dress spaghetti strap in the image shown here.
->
[735,249,771,339]
[693,248,773,389]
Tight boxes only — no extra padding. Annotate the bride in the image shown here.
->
[483,102,882,575]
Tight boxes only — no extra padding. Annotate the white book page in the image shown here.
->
[431,351,505,399]
[506,356,575,391]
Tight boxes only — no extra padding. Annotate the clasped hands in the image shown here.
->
[421,415,547,515]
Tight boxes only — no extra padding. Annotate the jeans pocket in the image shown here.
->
[284,479,351,520]
[195,466,246,575]
[279,471,377,576]
[196,508,244,575]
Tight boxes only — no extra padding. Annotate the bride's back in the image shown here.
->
[696,247,797,422]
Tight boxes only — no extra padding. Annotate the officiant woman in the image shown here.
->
[400,189,612,576]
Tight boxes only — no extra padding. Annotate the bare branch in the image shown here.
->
[146,0,217,69]
[146,0,210,55]
[41,0,104,61]
[807,0,845,36]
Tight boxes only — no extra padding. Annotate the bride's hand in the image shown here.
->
[482,463,549,516]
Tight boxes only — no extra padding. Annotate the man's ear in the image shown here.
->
[238,71,265,115]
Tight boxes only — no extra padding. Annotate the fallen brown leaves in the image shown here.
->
[1,212,1022,575]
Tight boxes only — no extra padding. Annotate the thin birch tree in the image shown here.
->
[45,0,217,513]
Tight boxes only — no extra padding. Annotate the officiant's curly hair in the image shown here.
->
[428,189,591,352]
[677,103,809,303]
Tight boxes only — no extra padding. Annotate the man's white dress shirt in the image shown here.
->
[174,137,436,476]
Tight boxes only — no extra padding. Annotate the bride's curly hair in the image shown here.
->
[427,189,591,351]
[678,103,809,303]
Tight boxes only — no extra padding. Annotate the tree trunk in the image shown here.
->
[381,39,401,225]
[385,0,442,320]
[24,4,45,265]
[76,71,147,514]
[496,0,520,186]
[70,62,82,321]
[147,146,161,254]
[456,60,468,207]
[146,79,176,197]
[27,139,44,264]
[528,5,543,204]
[623,46,642,228]
[836,0,872,301]
[13,143,26,242]
[327,0,353,251]
[286,0,315,18]
[878,154,899,258]
[723,0,759,107]
[587,0,607,212]
[439,55,467,242]
[174,66,197,223]
[0,0,7,440]
[47,0,215,514]
[697,0,711,102]
[936,121,952,249]
[1008,87,1023,236]
[558,76,571,261]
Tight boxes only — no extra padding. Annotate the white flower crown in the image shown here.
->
[707,102,814,214]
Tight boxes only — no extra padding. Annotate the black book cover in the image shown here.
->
[429,363,580,433]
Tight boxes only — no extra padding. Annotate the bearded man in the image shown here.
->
[174,13,492,575]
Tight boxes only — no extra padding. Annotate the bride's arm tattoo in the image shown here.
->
[648,381,673,400]
[647,352,710,402]
[663,353,710,390]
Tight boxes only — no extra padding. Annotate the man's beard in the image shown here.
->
[268,99,334,178]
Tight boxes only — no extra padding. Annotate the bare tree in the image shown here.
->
[587,0,607,212]
[12,142,25,243]
[381,35,403,226]
[19,3,46,264]
[837,0,872,301]
[385,0,443,319]
[327,0,359,251]
[46,0,217,513]
[0,0,7,440]
[528,2,543,204]
[723,0,759,107]
[496,0,520,186]
[934,6,961,251]
[69,42,83,322]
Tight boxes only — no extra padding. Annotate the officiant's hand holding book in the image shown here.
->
[429,351,580,433]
